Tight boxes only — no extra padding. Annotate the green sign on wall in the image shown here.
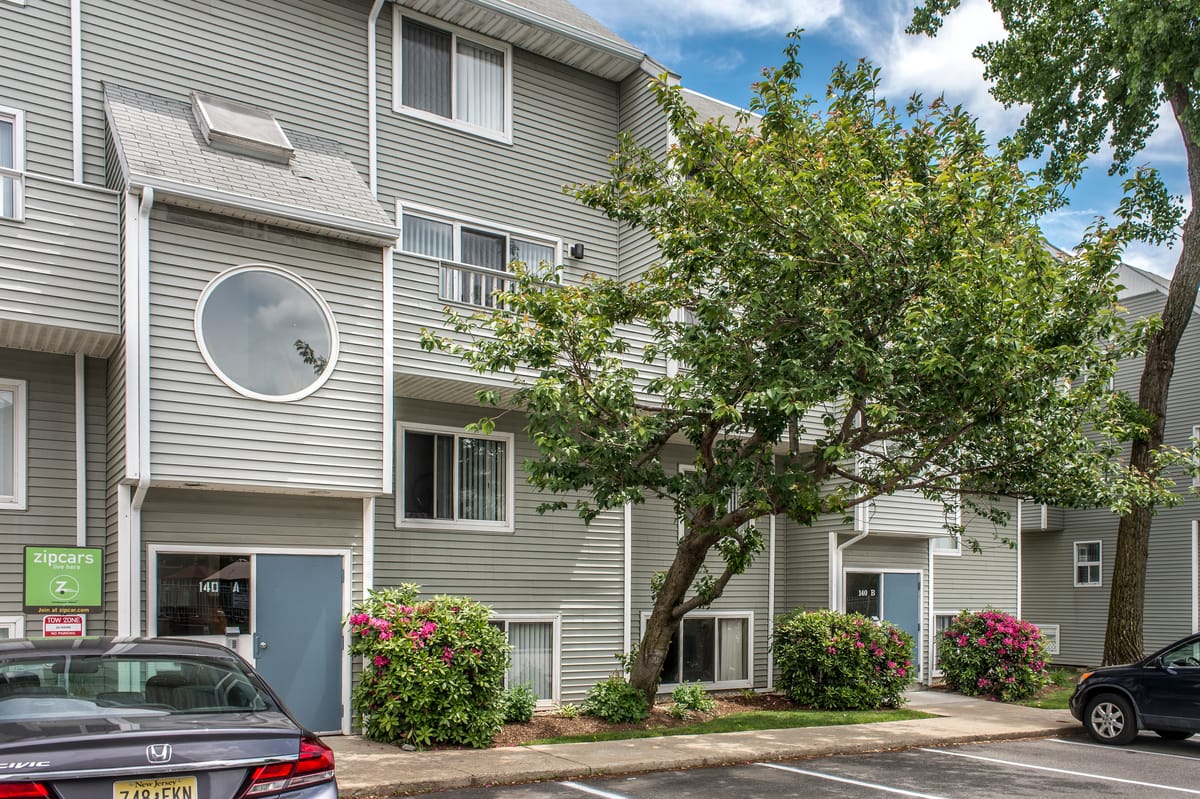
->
[24,546,103,613]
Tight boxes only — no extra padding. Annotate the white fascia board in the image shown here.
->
[125,172,401,245]
[471,0,644,64]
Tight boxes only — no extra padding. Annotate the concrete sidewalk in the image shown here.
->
[329,690,1079,797]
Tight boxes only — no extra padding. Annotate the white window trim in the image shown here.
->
[490,613,561,707]
[1192,425,1199,488]
[1073,539,1102,587]
[193,264,340,403]
[931,611,960,677]
[398,202,561,270]
[0,615,24,639]
[1037,623,1061,656]
[639,609,754,690]
[0,106,26,222]
[395,421,515,533]
[932,533,961,556]
[392,8,513,144]
[0,378,27,510]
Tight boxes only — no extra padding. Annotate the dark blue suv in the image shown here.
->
[1070,632,1200,745]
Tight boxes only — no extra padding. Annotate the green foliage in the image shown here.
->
[772,609,914,710]
[937,609,1050,702]
[347,586,510,749]
[557,701,582,719]
[582,675,650,723]
[668,681,717,719]
[502,684,538,724]
[425,34,1161,698]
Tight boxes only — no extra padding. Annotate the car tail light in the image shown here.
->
[0,784,51,799]
[238,737,335,797]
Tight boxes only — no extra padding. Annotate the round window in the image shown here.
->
[195,265,338,401]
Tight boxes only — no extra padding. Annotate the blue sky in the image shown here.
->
[572,0,1187,278]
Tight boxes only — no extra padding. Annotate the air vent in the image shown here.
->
[192,92,294,164]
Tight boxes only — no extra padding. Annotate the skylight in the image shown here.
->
[192,92,293,164]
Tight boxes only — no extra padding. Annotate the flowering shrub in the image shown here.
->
[347,585,510,748]
[937,609,1049,702]
[771,609,914,710]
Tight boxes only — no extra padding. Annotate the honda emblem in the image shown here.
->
[146,744,172,764]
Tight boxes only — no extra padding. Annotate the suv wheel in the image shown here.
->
[1084,693,1138,745]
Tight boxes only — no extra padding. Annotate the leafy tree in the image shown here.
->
[912,1,1200,665]
[425,38,1149,702]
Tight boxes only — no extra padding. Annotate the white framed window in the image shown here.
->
[0,378,27,510]
[932,534,960,556]
[396,423,514,532]
[1074,540,1102,587]
[488,615,560,706]
[393,10,512,142]
[0,106,26,221]
[641,610,753,689]
[399,204,559,309]
[1037,623,1060,656]
[194,265,339,402]
[931,612,958,676]
[0,616,23,639]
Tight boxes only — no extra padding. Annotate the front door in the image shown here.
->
[845,571,921,668]
[153,551,345,733]
[255,554,344,733]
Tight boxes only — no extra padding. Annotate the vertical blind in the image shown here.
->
[455,39,504,132]
[458,436,506,522]
[0,119,13,219]
[508,621,553,699]
[401,20,452,118]
[718,618,748,682]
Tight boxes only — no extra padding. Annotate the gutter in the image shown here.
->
[469,0,644,64]
[128,187,154,636]
[70,0,82,182]
[367,0,386,195]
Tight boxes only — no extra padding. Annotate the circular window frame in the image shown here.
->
[194,263,340,402]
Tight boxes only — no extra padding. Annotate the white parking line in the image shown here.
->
[756,762,953,798]
[1052,738,1200,761]
[922,747,1200,794]
[560,781,633,799]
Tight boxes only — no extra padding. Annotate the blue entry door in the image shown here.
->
[254,554,344,732]
[881,572,921,668]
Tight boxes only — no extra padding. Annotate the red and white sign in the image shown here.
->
[42,614,85,637]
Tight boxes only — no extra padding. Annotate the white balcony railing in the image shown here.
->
[439,261,517,309]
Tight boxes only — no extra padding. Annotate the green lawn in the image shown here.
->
[1018,667,1082,710]
[523,708,933,746]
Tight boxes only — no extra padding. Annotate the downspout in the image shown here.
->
[1015,500,1023,619]
[130,187,154,635]
[367,0,387,195]
[362,497,375,597]
[623,502,632,656]
[926,538,935,684]
[75,353,86,546]
[70,0,82,182]
[766,515,776,691]
[834,502,871,611]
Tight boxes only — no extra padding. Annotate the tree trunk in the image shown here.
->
[628,532,717,705]
[1103,87,1200,665]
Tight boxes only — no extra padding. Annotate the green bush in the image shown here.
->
[557,702,581,719]
[347,585,510,748]
[772,609,914,710]
[937,609,1049,702]
[502,684,537,723]
[582,674,649,723]
[670,681,716,718]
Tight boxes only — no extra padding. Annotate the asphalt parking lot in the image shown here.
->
[422,736,1200,798]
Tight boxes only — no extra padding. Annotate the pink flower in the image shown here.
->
[441,647,455,664]
[886,661,897,669]
[855,641,865,648]
[827,646,837,654]
[897,668,906,677]
[373,654,389,668]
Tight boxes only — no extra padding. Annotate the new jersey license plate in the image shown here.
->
[113,776,197,799]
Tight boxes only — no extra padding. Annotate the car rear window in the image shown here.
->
[0,655,276,720]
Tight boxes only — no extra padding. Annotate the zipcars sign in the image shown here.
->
[24,546,103,613]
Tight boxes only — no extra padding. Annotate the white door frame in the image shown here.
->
[147,543,353,733]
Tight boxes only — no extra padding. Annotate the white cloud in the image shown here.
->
[572,0,844,35]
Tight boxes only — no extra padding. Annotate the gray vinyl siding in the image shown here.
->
[628,444,774,691]
[0,349,108,633]
[616,67,666,284]
[81,0,370,186]
[0,0,73,179]
[781,515,834,613]
[1019,502,1064,532]
[147,207,385,492]
[868,488,946,536]
[102,342,126,635]
[0,176,120,340]
[932,499,1019,615]
[376,398,626,703]
[138,488,363,635]
[1021,289,1200,665]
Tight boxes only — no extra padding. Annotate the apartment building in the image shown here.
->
[0,0,1015,733]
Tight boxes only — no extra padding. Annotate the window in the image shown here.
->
[645,612,752,688]
[0,107,25,221]
[1038,624,1061,656]
[1074,540,1102,587]
[931,612,958,676]
[488,617,558,704]
[395,12,510,140]
[195,265,338,402]
[1160,637,1200,668]
[932,533,960,556]
[0,616,23,639]
[0,378,26,510]
[399,206,558,309]
[155,553,252,636]
[396,424,513,530]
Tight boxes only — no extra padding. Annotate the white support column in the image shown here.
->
[623,502,633,656]
[75,353,86,546]
[766,515,777,691]
[363,497,376,597]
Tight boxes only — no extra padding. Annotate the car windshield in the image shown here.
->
[0,654,275,721]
